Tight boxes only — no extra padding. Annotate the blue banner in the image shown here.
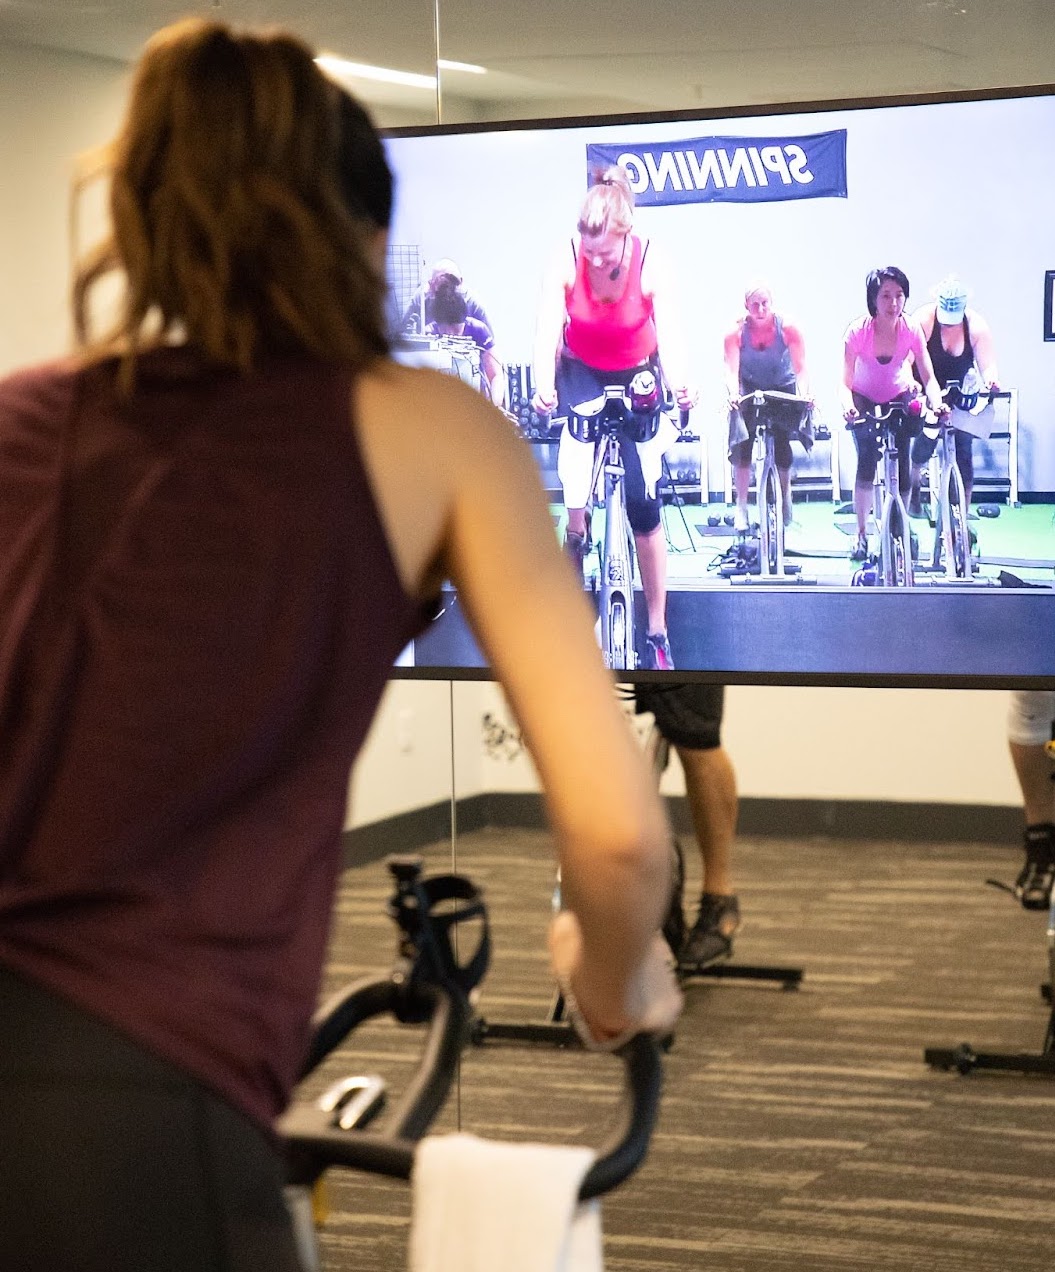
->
[586,130,847,206]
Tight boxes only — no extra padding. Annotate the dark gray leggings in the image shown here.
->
[0,966,304,1272]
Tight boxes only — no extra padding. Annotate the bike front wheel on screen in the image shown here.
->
[604,594,633,671]
[762,480,780,574]
[949,504,970,578]
[886,533,911,587]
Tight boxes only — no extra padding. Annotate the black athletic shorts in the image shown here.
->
[634,682,725,751]
[0,965,304,1272]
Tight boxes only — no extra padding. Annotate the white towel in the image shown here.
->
[409,1132,602,1272]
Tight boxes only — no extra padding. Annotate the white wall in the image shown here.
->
[460,680,1021,809]
[0,40,1027,834]
[0,43,127,373]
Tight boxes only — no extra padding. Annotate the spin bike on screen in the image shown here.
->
[920,380,1011,581]
[567,371,689,671]
[733,388,813,577]
[846,398,929,588]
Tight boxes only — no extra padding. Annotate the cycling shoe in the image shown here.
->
[681,893,741,970]
[644,631,675,671]
[1015,824,1055,910]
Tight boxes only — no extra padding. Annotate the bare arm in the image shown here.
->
[354,364,678,1040]
[969,310,1000,386]
[912,333,945,414]
[783,320,811,399]
[841,340,859,418]
[531,246,574,412]
[723,324,742,405]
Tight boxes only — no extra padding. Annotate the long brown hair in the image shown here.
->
[72,18,390,387]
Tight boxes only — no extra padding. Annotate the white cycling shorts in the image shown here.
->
[556,415,678,510]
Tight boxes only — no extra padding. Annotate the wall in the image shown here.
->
[466,679,1021,809]
[0,43,127,373]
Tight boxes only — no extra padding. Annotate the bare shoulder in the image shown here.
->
[966,306,992,334]
[779,313,805,340]
[357,360,519,467]
[910,302,937,334]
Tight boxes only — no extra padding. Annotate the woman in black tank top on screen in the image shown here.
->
[907,276,1000,515]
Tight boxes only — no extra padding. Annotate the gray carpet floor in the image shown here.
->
[299,827,1055,1271]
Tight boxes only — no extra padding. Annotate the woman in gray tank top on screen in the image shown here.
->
[723,284,812,533]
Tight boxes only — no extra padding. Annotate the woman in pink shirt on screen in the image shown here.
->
[839,265,945,559]
[532,167,697,670]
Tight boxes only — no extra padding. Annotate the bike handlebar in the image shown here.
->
[941,380,1012,415]
[844,399,926,431]
[283,1027,662,1200]
[279,856,664,1201]
[735,388,812,409]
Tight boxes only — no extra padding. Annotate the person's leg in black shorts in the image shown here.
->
[635,683,740,968]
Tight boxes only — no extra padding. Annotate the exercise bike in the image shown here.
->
[924,868,1055,1078]
[846,399,924,587]
[568,371,687,670]
[279,855,664,1270]
[733,388,812,578]
[921,382,1012,581]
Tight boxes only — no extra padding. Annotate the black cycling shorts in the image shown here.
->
[634,682,725,751]
[556,352,663,535]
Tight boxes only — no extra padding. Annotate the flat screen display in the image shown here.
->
[381,87,1055,687]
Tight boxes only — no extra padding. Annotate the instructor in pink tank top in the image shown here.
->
[532,167,697,671]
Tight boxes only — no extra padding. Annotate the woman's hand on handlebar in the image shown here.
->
[532,386,558,415]
[548,910,683,1051]
[673,384,698,412]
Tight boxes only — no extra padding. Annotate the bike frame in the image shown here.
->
[755,424,783,576]
[737,390,810,578]
[927,422,973,580]
[854,404,915,588]
[877,420,914,587]
[584,400,637,671]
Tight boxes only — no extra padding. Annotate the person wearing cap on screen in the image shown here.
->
[907,276,1000,517]
[400,257,494,338]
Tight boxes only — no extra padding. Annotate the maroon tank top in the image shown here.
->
[0,348,428,1129]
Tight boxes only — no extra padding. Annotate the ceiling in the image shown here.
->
[1,0,1052,123]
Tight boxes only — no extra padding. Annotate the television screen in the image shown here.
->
[381,87,1055,687]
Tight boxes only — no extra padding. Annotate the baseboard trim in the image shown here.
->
[344,793,1021,862]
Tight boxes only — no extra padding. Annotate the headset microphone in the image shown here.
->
[609,266,621,281]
